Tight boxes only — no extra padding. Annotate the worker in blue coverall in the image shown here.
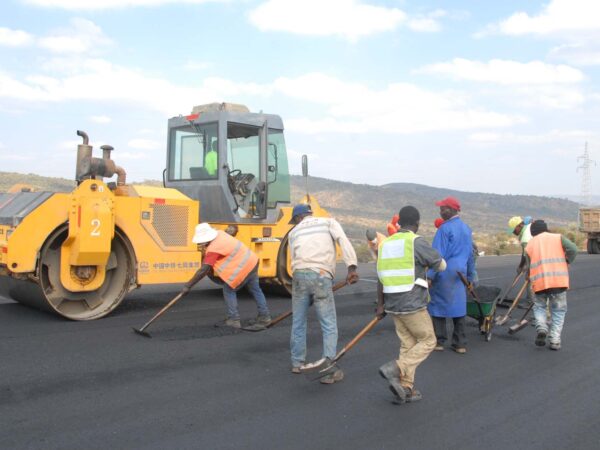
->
[427,196,476,354]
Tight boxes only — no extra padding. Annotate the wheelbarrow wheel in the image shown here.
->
[484,317,493,342]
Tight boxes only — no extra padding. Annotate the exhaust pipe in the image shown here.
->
[74,131,126,186]
[76,130,93,183]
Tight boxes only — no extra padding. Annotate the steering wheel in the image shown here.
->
[227,169,242,194]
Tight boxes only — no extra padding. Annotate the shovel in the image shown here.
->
[508,302,535,334]
[132,290,187,338]
[300,315,382,381]
[242,280,349,332]
[495,280,529,326]
[494,271,524,308]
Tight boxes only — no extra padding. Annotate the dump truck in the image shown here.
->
[0,103,328,320]
[579,207,600,254]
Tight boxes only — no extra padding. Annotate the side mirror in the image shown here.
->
[302,154,308,177]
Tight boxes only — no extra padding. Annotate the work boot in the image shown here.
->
[256,314,272,326]
[320,368,344,385]
[535,330,547,347]
[379,360,406,403]
[403,387,422,403]
[548,341,561,351]
[434,344,444,352]
[214,318,241,329]
[452,346,467,354]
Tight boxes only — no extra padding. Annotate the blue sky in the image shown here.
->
[1,0,599,196]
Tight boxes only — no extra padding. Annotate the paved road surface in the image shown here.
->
[1,255,599,449]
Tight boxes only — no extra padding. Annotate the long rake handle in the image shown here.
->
[496,281,529,325]
[333,316,381,363]
[495,271,524,305]
[138,291,186,333]
[267,279,349,329]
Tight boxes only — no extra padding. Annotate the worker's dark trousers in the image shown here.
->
[431,316,467,348]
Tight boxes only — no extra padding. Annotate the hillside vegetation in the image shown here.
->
[1,171,584,257]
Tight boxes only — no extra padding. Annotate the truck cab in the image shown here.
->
[164,103,291,224]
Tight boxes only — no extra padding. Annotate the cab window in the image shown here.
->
[168,122,218,180]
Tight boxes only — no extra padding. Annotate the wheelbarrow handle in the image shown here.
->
[457,272,484,319]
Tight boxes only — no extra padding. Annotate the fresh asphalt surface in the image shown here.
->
[1,255,599,450]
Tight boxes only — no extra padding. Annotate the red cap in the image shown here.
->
[435,196,461,211]
[434,218,444,228]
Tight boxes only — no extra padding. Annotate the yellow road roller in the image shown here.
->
[0,103,330,320]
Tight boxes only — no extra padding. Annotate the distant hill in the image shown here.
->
[1,171,580,243]
[290,176,580,240]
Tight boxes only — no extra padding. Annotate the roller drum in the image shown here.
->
[0,225,135,320]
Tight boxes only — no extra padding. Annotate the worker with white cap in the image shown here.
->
[182,223,271,329]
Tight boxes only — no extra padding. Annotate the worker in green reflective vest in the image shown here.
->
[205,140,218,177]
[376,205,446,404]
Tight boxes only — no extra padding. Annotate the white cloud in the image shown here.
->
[418,58,584,85]
[496,0,600,36]
[0,58,270,114]
[249,0,407,41]
[90,115,112,124]
[38,18,112,54]
[468,129,592,145]
[0,57,523,136]
[118,151,146,160]
[59,140,81,150]
[407,10,446,33]
[0,27,35,47]
[183,60,214,71]
[23,0,220,10]
[128,138,162,150]
[550,42,600,66]
[274,73,523,134]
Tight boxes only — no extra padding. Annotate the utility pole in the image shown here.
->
[577,142,596,206]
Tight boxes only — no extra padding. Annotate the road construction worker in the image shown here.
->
[366,228,386,259]
[182,223,271,329]
[289,203,358,384]
[205,140,218,177]
[525,220,577,350]
[427,196,476,354]
[508,216,533,273]
[387,214,400,236]
[376,206,446,404]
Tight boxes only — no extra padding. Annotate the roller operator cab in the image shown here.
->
[165,102,291,222]
[165,103,329,293]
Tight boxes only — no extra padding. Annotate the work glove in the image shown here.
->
[375,304,386,320]
[346,265,359,284]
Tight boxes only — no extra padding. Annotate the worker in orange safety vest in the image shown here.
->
[525,220,577,350]
[182,223,271,329]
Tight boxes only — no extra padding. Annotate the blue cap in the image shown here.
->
[292,203,312,218]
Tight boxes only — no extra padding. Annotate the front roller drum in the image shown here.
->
[2,225,135,320]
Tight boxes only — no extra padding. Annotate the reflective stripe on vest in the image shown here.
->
[207,231,258,289]
[377,231,418,294]
[526,233,569,292]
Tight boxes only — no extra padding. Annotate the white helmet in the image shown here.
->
[192,223,218,244]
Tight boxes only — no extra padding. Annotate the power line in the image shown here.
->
[577,142,596,206]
